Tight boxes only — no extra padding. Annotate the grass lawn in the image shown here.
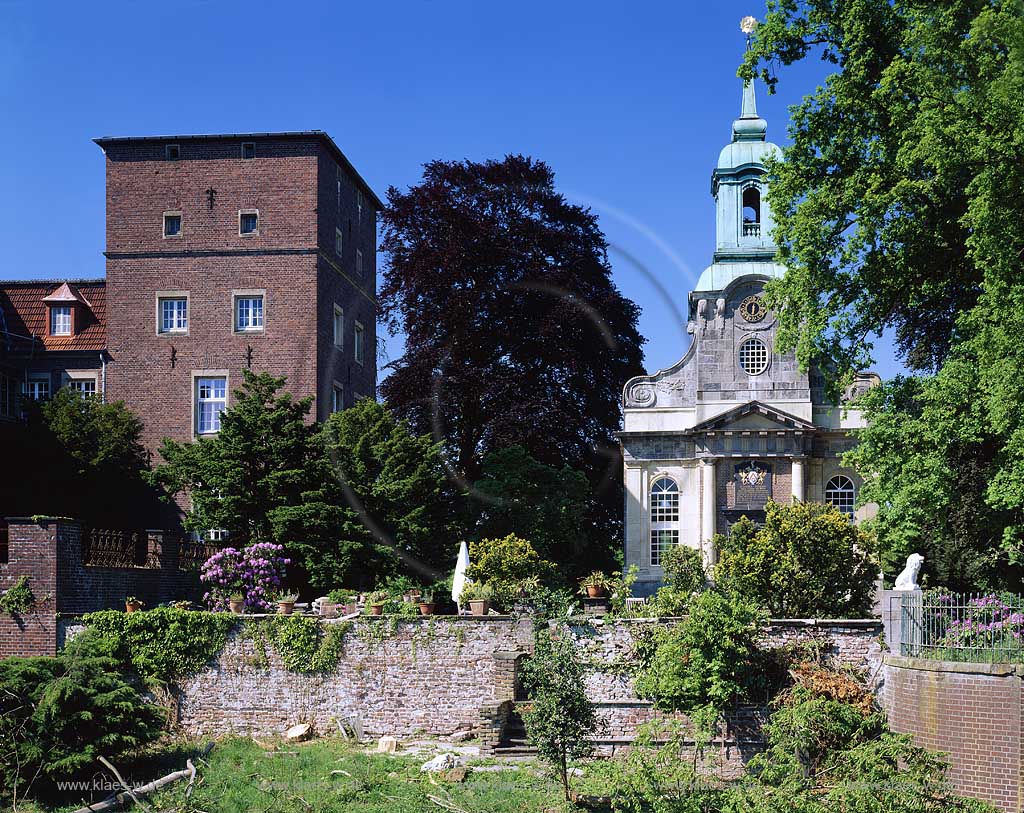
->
[16,737,577,813]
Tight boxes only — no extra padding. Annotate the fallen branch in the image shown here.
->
[70,743,214,813]
[426,794,471,813]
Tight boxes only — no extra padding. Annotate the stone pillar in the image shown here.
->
[701,459,717,567]
[791,457,806,504]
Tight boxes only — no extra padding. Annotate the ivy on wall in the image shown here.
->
[0,576,36,616]
[244,616,353,673]
[79,607,236,685]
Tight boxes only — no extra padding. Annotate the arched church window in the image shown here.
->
[825,475,856,517]
[742,187,761,236]
[738,337,769,375]
[649,476,679,567]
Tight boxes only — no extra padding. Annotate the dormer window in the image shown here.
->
[742,187,761,236]
[50,305,72,336]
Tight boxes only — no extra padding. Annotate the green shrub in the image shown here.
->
[467,534,557,610]
[715,501,878,618]
[0,653,164,802]
[521,631,604,800]
[78,607,236,685]
[634,589,765,723]
[648,546,707,617]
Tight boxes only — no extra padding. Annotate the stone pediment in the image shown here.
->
[690,401,817,433]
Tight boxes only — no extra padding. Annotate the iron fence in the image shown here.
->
[177,538,221,571]
[82,527,149,568]
[900,590,1024,663]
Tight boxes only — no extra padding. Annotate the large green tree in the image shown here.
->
[379,155,645,566]
[152,371,340,560]
[743,0,1024,587]
[307,398,454,588]
[0,390,155,525]
[471,445,590,576]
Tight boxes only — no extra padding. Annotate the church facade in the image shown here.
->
[619,77,877,596]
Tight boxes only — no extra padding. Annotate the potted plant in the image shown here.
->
[125,596,143,613]
[578,571,611,598]
[404,588,422,603]
[328,589,358,615]
[228,593,246,614]
[460,582,494,616]
[366,590,387,616]
[418,592,436,615]
[276,592,299,615]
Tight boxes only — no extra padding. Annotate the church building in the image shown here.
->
[619,74,877,596]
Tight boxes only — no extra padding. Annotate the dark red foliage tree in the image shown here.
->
[380,155,645,567]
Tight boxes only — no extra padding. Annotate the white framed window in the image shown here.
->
[825,475,857,517]
[332,383,344,413]
[649,476,680,567]
[333,305,344,348]
[357,190,364,225]
[159,297,188,334]
[335,227,344,257]
[196,377,227,435]
[235,294,264,332]
[68,378,97,397]
[241,142,255,160]
[356,249,364,276]
[738,337,769,375]
[26,377,50,401]
[239,210,259,236]
[353,321,365,364]
[194,528,230,543]
[165,144,180,160]
[50,306,72,336]
[650,529,679,568]
[163,211,182,238]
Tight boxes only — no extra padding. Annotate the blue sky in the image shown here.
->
[0,0,905,379]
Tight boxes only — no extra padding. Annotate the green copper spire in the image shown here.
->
[733,79,767,142]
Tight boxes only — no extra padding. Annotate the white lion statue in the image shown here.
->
[893,553,925,591]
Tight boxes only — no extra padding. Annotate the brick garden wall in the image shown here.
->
[155,615,881,773]
[0,519,62,657]
[0,518,204,658]
[882,655,1024,813]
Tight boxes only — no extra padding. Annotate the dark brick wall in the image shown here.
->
[1,519,203,658]
[883,655,1024,813]
[0,519,61,657]
[101,134,377,451]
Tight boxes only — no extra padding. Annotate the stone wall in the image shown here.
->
[882,655,1024,813]
[167,614,881,770]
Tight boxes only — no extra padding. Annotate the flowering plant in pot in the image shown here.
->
[418,592,437,615]
[228,594,246,614]
[578,571,611,598]
[125,596,143,613]
[460,582,495,616]
[200,542,290,613]
[276,592,299,615]
[366,590,388,616]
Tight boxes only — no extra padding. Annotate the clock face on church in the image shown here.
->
[738,295,767,323]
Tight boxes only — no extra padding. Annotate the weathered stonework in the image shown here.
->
[157,615,882,766]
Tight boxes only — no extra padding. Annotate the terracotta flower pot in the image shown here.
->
[586,585,607,598]
[228,599,245,614]
[342,602,358,615]
[277,601,295,615]
[469,599,490,616]
[368,604,384,616]
[418,602,436,615]
[125,601,142,614]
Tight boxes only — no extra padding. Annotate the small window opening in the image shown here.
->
[165,144,180,160]
[742,187,761,236]
[241,142,256,160]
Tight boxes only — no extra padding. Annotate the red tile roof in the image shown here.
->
[0,280,106,352]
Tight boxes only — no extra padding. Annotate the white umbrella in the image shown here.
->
[451,541,470,608]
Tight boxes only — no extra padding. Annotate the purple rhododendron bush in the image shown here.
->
[200,542,290,612]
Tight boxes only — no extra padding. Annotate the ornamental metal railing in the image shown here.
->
[177,537,221,571]
[900,590,1024,663]
[82,527,149,568]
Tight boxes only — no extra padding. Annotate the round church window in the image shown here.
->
[739,295,766,322]
[738,337,769,375]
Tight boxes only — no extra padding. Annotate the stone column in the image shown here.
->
[791,457,806,504]
[701,459,717,567]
